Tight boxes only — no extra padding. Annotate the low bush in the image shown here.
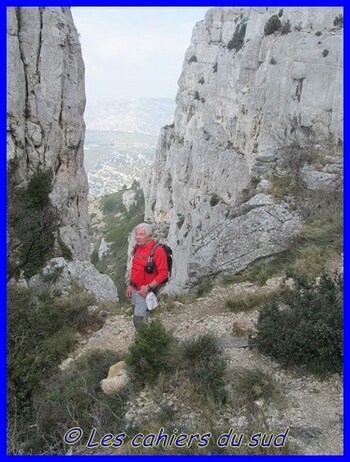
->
[264,15,281,35]
[333,14,343,28]
[125,319,177,384]
[180,334,227,404]
[7,283,110,454]
[7,286,102,431]
[227,21,247,51]
[195,281,213,297]
[252,272,343,376]
[231,367,279,417]
[7,166,58,279]
[210,193,221,207]
[181,333,221,364]
[32,350,124,454]
[300,189,342,253]
[101,191,127,215]
[189,355,227,404]
[281,19,291,34]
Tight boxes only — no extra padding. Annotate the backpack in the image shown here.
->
[150,243,173,283]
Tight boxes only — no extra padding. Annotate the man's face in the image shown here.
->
[135,228,150,246]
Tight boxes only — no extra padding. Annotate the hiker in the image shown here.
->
[126,223,169,330]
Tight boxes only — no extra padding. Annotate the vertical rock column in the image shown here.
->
[7,7,90,261]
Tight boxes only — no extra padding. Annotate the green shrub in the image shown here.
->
[231,367,278,414]
[278,8,284,17]
[194,281,213,297]
[302,189,342,245]
[8,166,58,279]
[267,175,292,199]
[189,355,227,404]
[213,62,218,73]
[270,57,277,65]
[322,49,329,57]
[91,248,99,264]
[101,191,127,215]
[181,334,221,364]
[25,167,53,209]
[210,193,221,207]
[180,334,227,403]
[252,272,343,376]
[264,15,281,35]
[227,21,247,51]
[95,186,145,302]
[246,262,276,286]
[189,55,198,63]
[333,14,343,28]
[125,319,177,384]
[33,349,124,454]
[281,19,291,34]
[315,31,322,36]
[7,286,102,429]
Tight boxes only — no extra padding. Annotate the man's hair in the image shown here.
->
[134,223,153,237]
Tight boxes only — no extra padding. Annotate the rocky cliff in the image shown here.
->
[7,7,90,271]
[144,7,343,293]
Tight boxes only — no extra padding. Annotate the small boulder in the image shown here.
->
[100,361,129,395]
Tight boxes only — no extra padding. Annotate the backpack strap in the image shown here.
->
[133,242,159,261]
[149,242,160,260]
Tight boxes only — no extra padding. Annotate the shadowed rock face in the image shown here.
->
[7,7,90,261]
[144,7,343,293]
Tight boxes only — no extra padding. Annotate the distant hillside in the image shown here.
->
[84,98,176,135]
[84,130,156,197]
[83,98,176,197]
[89,181,145,301]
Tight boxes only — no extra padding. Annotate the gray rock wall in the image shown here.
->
[144,7,343,293]
[7,7,90,260]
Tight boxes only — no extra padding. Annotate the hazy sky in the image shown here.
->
[71,7,212,105]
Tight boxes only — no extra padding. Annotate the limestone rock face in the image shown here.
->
[144,7,343,293]
[29,257,119,302]
[7,7,90,261]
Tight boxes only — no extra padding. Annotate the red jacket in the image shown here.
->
[130,239,169,287]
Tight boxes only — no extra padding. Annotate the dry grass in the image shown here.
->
[225,285,289,313]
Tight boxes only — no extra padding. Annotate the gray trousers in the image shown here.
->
[131,290,149,330]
